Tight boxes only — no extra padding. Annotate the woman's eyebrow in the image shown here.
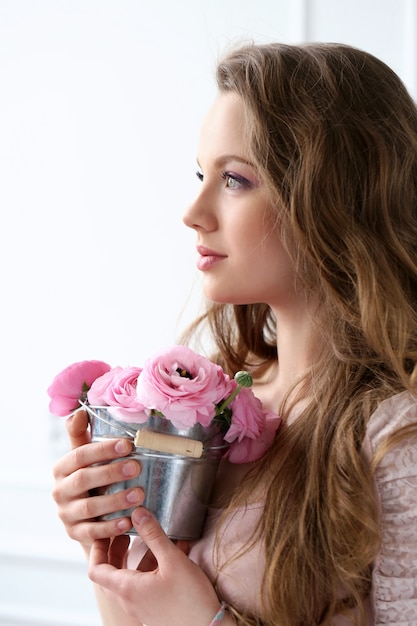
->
[197,155,255,169]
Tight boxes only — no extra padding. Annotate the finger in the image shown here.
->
[89,538,137,590]
[65,516,133,543]
[130,508,177,568]
[66,410,91,449]
[71,456,141,496]
[89,537,111,568]
[53,438,134,481]
[53,458,142,512]
[61,478,144,520]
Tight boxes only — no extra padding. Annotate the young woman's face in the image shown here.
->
[183,92,297,310]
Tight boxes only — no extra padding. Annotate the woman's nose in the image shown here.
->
[182,190,217,232]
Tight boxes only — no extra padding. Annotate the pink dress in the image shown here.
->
[131,391,417,624]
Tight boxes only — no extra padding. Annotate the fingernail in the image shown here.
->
[132,508,151,527]
[115,440,130,454]
[126,489,141,504]
[116,518,131,531]
[122,461,137,477]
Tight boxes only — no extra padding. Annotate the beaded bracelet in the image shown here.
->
[209,602,227,625]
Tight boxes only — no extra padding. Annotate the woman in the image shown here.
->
[53,42,417,625]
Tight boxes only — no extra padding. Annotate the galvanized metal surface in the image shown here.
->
[87,406,227,540]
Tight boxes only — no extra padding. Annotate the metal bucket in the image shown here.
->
[87,405,227,540]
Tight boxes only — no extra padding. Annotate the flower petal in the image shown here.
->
[48,360,111,416]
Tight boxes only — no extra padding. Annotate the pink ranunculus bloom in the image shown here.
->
[223,387,281,463]
[225,387,266,442]
[136,345,234,429]
[47,360,111,416]
[89,366,148,424]
[86,368,120,406]
[226,411,281,463]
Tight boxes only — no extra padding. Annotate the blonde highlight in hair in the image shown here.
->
[182,42,417,625]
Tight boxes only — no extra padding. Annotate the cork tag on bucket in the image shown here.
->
[134,429,204,458]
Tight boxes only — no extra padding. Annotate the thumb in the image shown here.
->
[131,508,176,566]
[66,409,91,449]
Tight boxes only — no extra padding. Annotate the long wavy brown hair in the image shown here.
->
[183,43,417,625]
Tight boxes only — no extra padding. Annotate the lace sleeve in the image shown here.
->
[366,392,417,625]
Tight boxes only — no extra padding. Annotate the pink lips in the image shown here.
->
[196,245,227,271]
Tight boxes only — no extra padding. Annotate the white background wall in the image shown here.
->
[0,1,416,624]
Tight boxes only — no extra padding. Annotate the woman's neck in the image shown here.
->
[253,301,320,415]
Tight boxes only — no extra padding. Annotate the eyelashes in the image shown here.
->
[195,170,253,190]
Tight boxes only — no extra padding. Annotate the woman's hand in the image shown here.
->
[52,410,144,552]
[88,507,223,626]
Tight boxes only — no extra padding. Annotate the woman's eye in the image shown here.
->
[221,172,251,190]
[196,170,204,182]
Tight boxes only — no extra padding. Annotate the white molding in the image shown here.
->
[288,0,311,42]
[0,544,100,626]
[0,493,86,563]
[0,470,53,490]
[403,0,417,99]
[0,605,99,626]
[0,542,86,566]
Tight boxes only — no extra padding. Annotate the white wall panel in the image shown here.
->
[0,474,101,625]
[307,0,417,96]
[403,0,417,97]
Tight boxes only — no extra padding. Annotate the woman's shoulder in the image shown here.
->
[364,390,417,624]
[366,389,417,452]
[364,389,417,494]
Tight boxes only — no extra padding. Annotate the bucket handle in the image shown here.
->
[79,401,228,458]
[79,401,137,438]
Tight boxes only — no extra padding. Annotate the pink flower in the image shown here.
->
[86,368,118,406]
[223,387,281,463]
[48,347,280,462]
[226,412,280,463]
[47,360,111,416]
[136,345,234,429]
[88,366,148,423]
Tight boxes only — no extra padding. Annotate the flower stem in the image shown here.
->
[216,371,253,415]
